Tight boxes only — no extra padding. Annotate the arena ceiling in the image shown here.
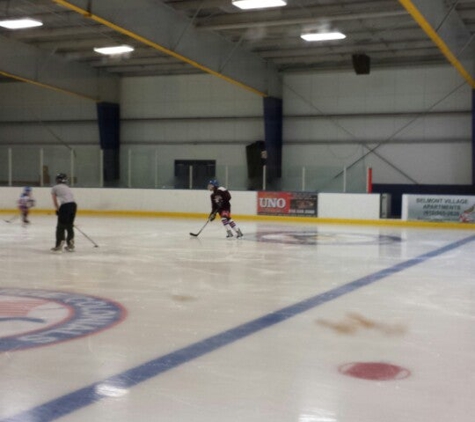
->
[0,0,475,99]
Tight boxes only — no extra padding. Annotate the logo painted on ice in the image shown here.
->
[255,231,402,245]
[0,288,126,352]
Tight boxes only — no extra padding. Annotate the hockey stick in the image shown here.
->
[4,214,19,223]
[190,218,211,237]
[74,225,99,248]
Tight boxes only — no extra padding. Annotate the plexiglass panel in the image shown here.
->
[0,145,367,192]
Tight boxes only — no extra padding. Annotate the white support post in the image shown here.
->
[8,148,12,186]
[189,165,193,189]
[40,148,44,187]
[70,149,75,187]
[262,165,267,191]
[99,149,104,188]
[225,166,229,188]
[343,166,347,193]
[155,150,158,189]
[128,149,132,188]
[302,167,306,191]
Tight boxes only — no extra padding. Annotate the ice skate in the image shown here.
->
[226,230,233,238]
[51,241,65,252]
[65,239,75,252]
[236,229,243,238]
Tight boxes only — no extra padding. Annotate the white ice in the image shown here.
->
[1,215,475,422]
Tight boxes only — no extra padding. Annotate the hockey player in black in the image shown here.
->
[208,179,243,238]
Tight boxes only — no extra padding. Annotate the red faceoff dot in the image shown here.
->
[339,362,411,381]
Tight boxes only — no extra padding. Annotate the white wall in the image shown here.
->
[0,64,472,190]
[283,65,472,187]
[0,187,382,220]
[0,82,99,184]
[318,193,381,220]
[120,74,264,189]
[0,187,256,216]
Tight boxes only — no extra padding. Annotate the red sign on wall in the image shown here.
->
[257,192,318,216]
[257,192,291,214]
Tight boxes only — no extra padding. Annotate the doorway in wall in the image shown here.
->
[174,159,216,189]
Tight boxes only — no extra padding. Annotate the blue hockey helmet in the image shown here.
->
[23,186,32,193]
[207,179,219,188]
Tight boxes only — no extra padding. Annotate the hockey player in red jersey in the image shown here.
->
[208,179,243,238]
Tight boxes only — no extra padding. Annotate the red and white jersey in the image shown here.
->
[210,186,232,213]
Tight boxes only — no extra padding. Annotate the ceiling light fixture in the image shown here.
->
[0,18,43,29]
[93,45,134,55]
[232,0,287,10]
[301,32,346,42]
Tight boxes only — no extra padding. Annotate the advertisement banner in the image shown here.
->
[257,191,318,216]
[405,195,475,223]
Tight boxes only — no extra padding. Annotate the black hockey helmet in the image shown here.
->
[56,173,68,184]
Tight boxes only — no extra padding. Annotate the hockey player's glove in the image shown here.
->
[209,211,217,221]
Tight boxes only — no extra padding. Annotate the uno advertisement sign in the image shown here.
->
[258,192,318,216]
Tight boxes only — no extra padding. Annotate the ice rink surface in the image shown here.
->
[1,215,475,422]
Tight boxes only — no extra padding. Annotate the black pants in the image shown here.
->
[56,202,77,247]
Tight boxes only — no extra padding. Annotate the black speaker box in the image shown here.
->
[352,54,370,75]
[246,141,265,178]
